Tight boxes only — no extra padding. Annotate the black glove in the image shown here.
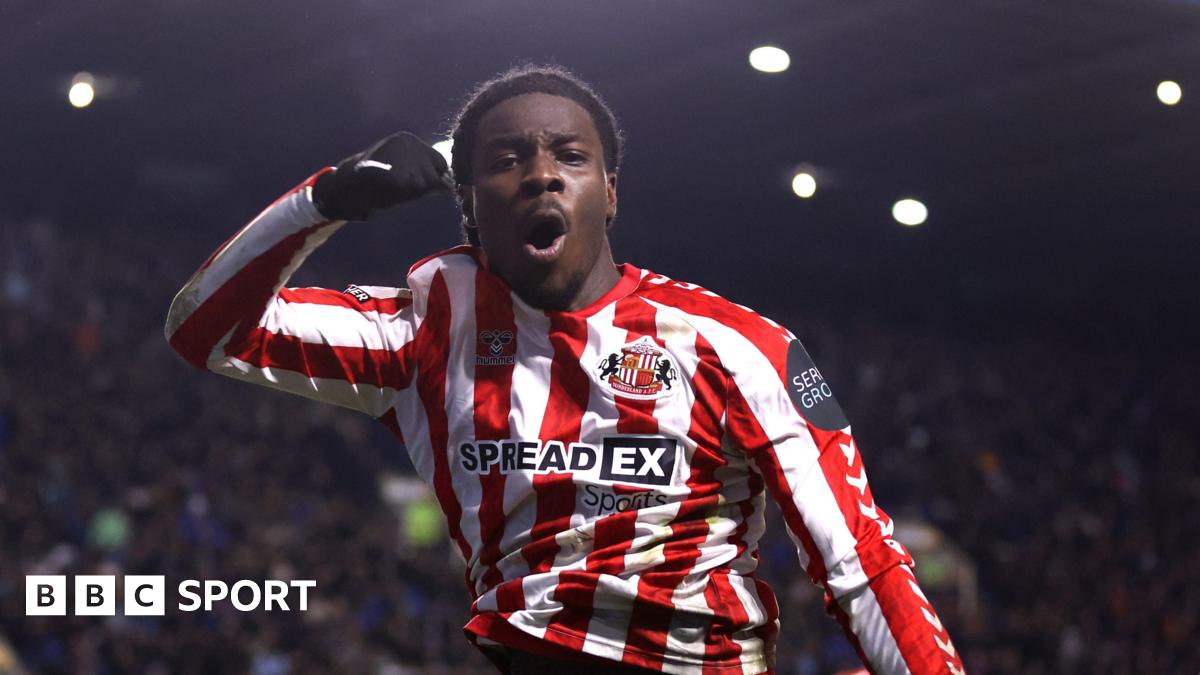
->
[311,131,453,221]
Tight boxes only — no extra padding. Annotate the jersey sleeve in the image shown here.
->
[164,171,419,417]
[724,327,965,674]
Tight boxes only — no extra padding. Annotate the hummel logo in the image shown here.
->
[479,330,513,356]
[477,330,515,366]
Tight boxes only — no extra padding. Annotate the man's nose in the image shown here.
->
[521,153,564,196]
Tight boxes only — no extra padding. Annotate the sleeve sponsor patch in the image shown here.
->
[342,285,370,303]
[786,340,849,431]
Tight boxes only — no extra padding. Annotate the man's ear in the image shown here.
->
[606,172,618,226]
[458,184,482,247]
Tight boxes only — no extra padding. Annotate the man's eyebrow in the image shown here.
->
[482,131,582,150]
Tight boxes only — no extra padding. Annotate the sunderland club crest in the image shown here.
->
[596,336,677,399]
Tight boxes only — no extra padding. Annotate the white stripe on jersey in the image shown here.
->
[443,264,484,571]
[215,355,400,417]
[549,300,621,562]
[837,585,911,675]
[581,574,641,662]
[644,300,861,575]
[647,298,915,673]
[665,570,718,665]
[394,383,437,486]
[510,572,559,640]
[578,300,621,447]
[494,299,553,585]
[198,191,335,308]
[259,301,410,351]
[726,574,770,672]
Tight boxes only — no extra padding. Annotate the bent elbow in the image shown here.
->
[163,287,212,370]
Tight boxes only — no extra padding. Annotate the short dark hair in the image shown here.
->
[450,64,624,245]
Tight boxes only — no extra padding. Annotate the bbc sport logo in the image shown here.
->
[26,575,315,616]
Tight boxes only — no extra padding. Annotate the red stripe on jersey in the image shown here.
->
[623,332,730,668]
[416,271,471,566]
[688,336,744,673]
[866,566,960,673]
[170,223,327,369]
[523,310,592,653]
[517,309,589,575]
[809,427,946,670]
[703,571,751,670]
[547,296,663,659]
[749,576,781,663]
[496,576,527,613]
[612,296,662,435]
[278,286,411,315]
[472,270,517,592]
[608,296,675,669]
[196,171,328,273]
[226,327,416,390]
[812,426,907,579]
[705,404,778,671]
[682,334,728,465]
[638,282,790,384]
[725,385,828,584]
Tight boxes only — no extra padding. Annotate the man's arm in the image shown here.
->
[164,132,451,416]
[721,327,965,674]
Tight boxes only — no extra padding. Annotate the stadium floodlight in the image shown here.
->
[892,198,928,226]
[749,46,790,73]
[791,172,817,198]
[1157,80,1182,106]
[69,72,95,108]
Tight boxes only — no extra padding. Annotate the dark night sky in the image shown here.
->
[4,0,1198,349]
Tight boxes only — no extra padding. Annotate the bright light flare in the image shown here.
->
[892,198,928,226]
[431,139,453,168]
[749,46,790,73]
[69,72,95,108]
[1157,80,1182,106]
[791,172,816,198]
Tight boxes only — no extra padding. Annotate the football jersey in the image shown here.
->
[166,172,965,674]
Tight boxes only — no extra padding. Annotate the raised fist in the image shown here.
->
[312,132,453,221]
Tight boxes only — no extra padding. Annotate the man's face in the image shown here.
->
[463,93,617,311]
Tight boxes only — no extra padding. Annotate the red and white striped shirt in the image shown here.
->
[165,173,965,674]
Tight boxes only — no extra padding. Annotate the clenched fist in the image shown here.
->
[312,132,453,221]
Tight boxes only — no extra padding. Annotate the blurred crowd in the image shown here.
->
[0,215,1195,674]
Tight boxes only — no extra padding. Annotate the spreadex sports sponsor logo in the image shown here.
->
[459,436,678,487]
[582,485,670,517]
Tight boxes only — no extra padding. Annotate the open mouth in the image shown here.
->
[526,217,566,250]
[522,210,567,262]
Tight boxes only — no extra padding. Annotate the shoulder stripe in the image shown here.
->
[225,326,416,392]
[279,286,412,315]
[168,222,331,368]
[472,268,517,593]
[416,270,472,566]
